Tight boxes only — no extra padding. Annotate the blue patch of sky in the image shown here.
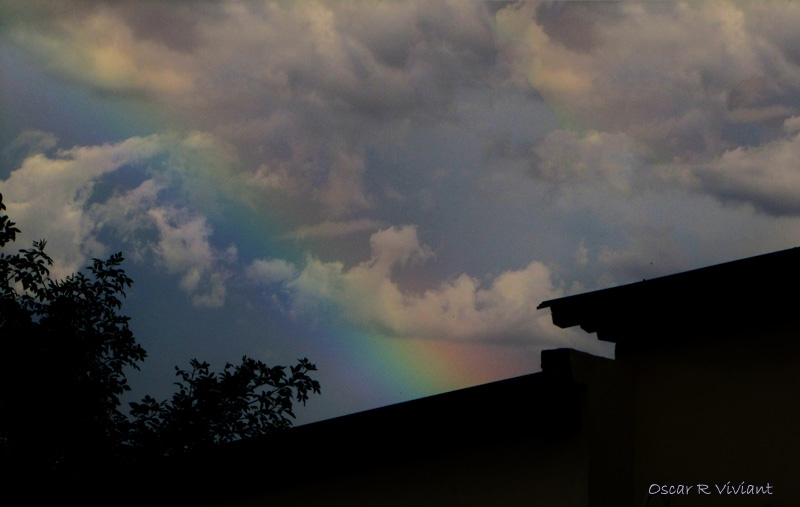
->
[86,163,153,206]
[720,121,768,149]
[211,194,296,263]
[121,258,299,398]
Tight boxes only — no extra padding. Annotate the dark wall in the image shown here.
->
[618,323,800,506]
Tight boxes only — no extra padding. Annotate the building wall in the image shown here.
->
[561,349,635,506]
[213,319,800,506]
[617,322,800,507]
[231,431,588,507]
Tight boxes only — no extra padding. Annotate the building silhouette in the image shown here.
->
[157,248,800,506]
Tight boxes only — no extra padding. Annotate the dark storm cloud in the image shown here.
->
[534,0,624,54]
[3,0,510,217]
[114,1,224,53]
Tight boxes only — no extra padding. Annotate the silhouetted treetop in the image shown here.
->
[128,356,320,457]
[0,192,320,483]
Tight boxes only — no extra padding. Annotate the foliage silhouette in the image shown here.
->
[0,192,320,479]
[128,356,320,457]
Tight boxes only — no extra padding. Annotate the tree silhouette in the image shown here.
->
[128,356,320,457]
[0,192,320,480]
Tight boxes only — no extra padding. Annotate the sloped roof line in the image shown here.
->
[537,246,800,340]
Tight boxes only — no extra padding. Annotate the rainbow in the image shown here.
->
[0,15,546,418]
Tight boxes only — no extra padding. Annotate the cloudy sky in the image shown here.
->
[3,0,800,424]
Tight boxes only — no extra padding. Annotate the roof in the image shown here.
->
[538,247,800,342]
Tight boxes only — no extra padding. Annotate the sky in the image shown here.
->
[3,0,800,425]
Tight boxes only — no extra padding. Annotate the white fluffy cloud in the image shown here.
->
[148,206,234,308]
[0,133,236,307]
[0,135,163,277]
[246,258,296,285]
[282,225,565,344]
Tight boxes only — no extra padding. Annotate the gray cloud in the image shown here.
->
[284,219,384,241]
[596,225,687,286]
[534,1,624,54]
[114,1,221,53]
[177,1,501,216]
[10,0,800,320]
[497,1,800,167]
[3,1,604,223]
[532,129,638,192]
[695,121,800,216]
